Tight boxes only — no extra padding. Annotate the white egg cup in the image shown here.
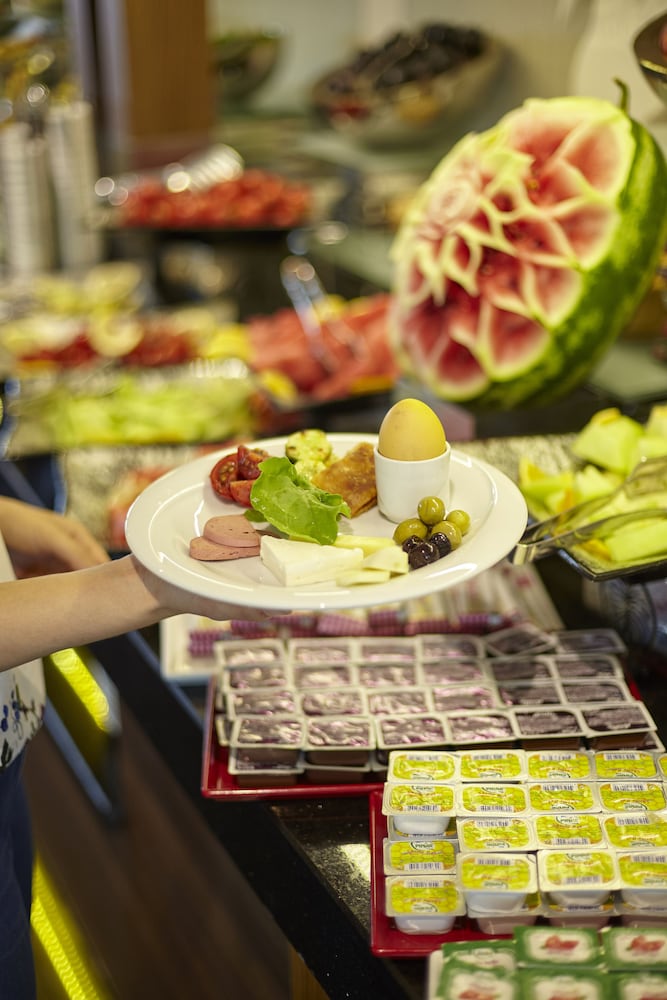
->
[374,443,451,524]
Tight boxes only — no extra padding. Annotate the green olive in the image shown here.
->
[446,509,471,536]
[429,520,462,550]
[393,518,428,545]
[417,495,446,526]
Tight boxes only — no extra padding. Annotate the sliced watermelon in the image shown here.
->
[391,95,667,408]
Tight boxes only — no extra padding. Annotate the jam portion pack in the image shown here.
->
[209,626,661,791]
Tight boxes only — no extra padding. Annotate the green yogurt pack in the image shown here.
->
[457,816,537,853]
[603,812,667,850]
[526,750,593,781]
[534,812,606,849]
[593,750,658,780]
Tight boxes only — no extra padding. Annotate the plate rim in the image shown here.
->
[125,432,528,612]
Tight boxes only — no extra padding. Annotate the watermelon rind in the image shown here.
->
[390,95,667,409]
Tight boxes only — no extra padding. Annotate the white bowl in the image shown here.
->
[373,443,451,524]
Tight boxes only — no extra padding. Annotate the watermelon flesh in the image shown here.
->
[391,96,667,408]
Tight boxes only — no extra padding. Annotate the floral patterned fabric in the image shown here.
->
[0,537,45,772]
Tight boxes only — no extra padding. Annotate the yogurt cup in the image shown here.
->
[382,781,455,836]
[617,850,667,909]
[457,816,537,853]
[457,852,537,912]
[382,836,456,876]
[528,781,599,814]
[533,813,606,850]
[384,874,464,933]
[593,750,658,781]
[526,750,593,782]
[470,895,541,935]
[387,749,458,784]
[598,780,667,814]
[603,812,667,850]
[617,901,667,927]
[537,848,619,907]
[458,749,526,782]
[386,815,458,843]
[458,783,529,816]
[544,899,616,930]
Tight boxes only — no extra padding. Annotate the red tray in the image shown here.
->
[200,676,384,801]
[369,790,509,958]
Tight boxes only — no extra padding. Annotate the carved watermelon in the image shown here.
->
[390,95,667,408]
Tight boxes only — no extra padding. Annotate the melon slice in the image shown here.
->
[391,94,667,408]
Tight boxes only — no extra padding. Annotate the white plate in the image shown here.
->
[125,433,527,612]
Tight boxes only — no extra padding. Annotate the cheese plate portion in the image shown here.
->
[125,433,527,612]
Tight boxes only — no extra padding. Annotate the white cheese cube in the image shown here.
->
[260,535,364,586]
[362,546,409,574]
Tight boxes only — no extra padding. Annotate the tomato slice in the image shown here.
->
[210,454,238,499]
[228,479,253,507]
[236,445,269,481]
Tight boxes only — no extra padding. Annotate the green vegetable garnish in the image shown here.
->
[246,456,350,544]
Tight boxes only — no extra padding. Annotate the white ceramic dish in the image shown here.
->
[125,433,527,612]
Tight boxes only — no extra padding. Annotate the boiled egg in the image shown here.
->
[377,398,447,461]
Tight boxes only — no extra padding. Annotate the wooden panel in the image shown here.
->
[92,0,215,167]
[122,0,214,140]
[24,703,290,1000]
[290,947,331,1000]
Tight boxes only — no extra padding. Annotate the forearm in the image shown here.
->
[0,556,169,670]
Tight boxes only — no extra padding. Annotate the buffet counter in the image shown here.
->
[89,559,667,1000]
[2,434,667,999]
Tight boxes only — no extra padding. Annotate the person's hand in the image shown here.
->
[130,555,274,623]
[0,497,109,577]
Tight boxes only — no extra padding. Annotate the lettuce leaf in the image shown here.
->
[247,456,350,544]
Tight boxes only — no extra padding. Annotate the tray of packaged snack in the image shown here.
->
[369,627,667,958]
[165,559,563,684]
[424,924,667,1000]
[201,620,661,802]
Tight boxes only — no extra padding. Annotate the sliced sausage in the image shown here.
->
[189,535,260,561]
[203,514,260,547]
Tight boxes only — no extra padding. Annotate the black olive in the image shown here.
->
[429,531,452,558]
[401,534,425,553]
[407,540,440,569]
